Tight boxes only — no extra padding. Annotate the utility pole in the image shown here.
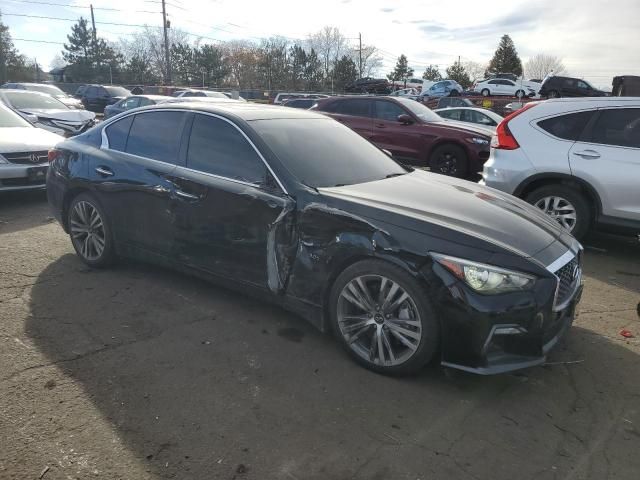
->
[358,33,363,78]
[35,58,40,82]
[90,3,101,78]
[161,0,172,84]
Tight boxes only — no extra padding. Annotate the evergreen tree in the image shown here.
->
[487,35,523,76]
[422,65,442,81]
[289,44,307,90]
[333,55,358,91]
[387,54,414,87]
[171,42,196,85]
[446,61,472,89]
[304,48,323,90]
[63,17,92,65]
[195,44,228,87]
[1,12,32,82]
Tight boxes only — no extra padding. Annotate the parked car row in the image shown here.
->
[1,82,84,109]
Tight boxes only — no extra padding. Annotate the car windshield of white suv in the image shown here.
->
[0,105,32,127]
[26,84,67,97]
[395,97,444,122]
[4,91,69,110]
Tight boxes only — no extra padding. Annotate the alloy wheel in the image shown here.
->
[534,196,577,231]
[337,275,422,367]
[433,151,458,175]
[70,200,106,261]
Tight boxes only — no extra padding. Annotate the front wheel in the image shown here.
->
[481,89,490,97]
[525,185,591,240]
[429,144,469,178]
[68,193,115,267]
[449,89,460,97]
[515,89,525,98]
[330,260,439,375]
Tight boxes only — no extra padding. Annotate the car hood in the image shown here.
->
[318,170,567,259]
[56,96,83,107]
[0,127,63,152]
[426,120,493,138]
[19,108,95,122]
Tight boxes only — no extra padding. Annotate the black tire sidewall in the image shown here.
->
[68,192,115,268]
[429,144,469,178]
[525,185,591,240]
[329,259,440,375]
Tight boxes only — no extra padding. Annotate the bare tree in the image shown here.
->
[225,40,260,88]
[358,45,383,77]
[307,26,347,87]
[462,60,487,82]
[525,54,566,80]
[49,53,67,70]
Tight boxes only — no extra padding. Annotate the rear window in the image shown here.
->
[589,108,640,148]
[538,111,594,141]
[125,111,187,163]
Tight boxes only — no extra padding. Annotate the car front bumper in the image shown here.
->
[426,256,583,375]
[0,163,48,192]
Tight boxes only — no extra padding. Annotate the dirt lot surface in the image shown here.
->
[1,191,639,480]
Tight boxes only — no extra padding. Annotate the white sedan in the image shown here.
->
[434,107,504,128]
[474,79,535,98]
[0,103,62,192]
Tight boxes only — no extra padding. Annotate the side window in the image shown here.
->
[375,101,407,122]
[86,86,98,97]
[334,99,371,117]
[589,109,640,148]
[442,109,461,120]
[98,87,108,97]
[488,80,499,85]
[538,111,595,141]
[187,114,268,185]
[577,81,590,89]
[121,98,140,109]
[125,111,187,163]
[138,97,154,107]
[105,115,134,152]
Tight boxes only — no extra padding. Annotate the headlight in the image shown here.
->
[431,253,536,294]
[467,137,489,145]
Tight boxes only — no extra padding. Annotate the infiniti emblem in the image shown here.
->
[571,264,580,282]
[30,153,40,164]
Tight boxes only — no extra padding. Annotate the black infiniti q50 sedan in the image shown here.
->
[46,103,583,375]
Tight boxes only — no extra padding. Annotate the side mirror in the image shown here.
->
[397,114,413,124]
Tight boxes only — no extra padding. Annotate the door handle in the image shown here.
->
[175,189,200,201]
[152,185,171,194]
[375,123,386,128]
[572,150,601,159]
[95,166,113,176]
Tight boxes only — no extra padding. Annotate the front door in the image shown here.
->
[569,107,640,221]
[370,99,422,164]
[169,112,294,288]
[89,110,190,254]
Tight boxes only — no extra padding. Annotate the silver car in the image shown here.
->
[1,82,84,109]
[0,90,95,137]
[0,103,63,192]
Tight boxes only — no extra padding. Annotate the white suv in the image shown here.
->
[482,97,640,240]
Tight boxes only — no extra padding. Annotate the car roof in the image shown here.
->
[132,94,171,100]
[0,89,51,96]
[142,101,329,121]
[544,96,640,104]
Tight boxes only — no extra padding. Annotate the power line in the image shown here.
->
[6,0,161,14]
[13,37,65,44]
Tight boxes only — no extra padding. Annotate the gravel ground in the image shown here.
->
[1,190,639,480]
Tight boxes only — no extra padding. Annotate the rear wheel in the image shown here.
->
[481,88,490,97]
[515,89,525,98]
[429,144,469,178]
[449,89,460,97]
[330,260,439,375]
[525,184,591,240]
[67,193,115,267]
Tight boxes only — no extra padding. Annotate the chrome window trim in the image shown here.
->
[174,165,262,190]
[98,108,289,195]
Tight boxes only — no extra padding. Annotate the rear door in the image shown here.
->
[569,107,640,221]
[169,113,293,287]
[329,99,374,140]
[370,99,422,164]
[90,110,190,254]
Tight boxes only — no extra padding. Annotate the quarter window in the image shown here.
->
[589,108,640,148]
[125,111,188,163]
[186,114,268,185]
[538,111,594,141]
[105,115,134,151]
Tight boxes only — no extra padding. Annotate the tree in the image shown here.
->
[289,44,307,90]
[1,12,32,82]
[50,53,67,70]
[333,55,358,91]
[196,44,228,87]
[258,37,289,90]
[171,42,196,85]
[462,60,486,82]
[446,61,472,89]
[353,44,383,78]
[62,17,92,66]
[304,48,323,90]
[387,54,414,87]
[422,65,442,81]
[225,40,260,88]
[525,54,566,80]
[487,34,523,76]
[308,26,347,89]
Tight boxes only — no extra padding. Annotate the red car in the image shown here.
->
[313,96,492,178]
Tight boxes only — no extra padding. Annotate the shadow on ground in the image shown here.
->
[0,190,51,235]
[24,255,640,479]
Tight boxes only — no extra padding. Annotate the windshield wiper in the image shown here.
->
[385,173,406,179]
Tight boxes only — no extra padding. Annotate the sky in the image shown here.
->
[3,0,640,88]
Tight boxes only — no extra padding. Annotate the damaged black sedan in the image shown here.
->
[46,103,583,375]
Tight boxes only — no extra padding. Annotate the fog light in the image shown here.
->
[494,326,527,335]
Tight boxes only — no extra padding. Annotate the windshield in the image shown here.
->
[105,86,131,96]
[4,91,69,110]
[0,105,31,127]
[204,91,227,98]
[26,84,66,97]
[394,97,443,122]
[251,118,407,188]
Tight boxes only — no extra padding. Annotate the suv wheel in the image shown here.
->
[525,185,591,240]
[429,144,468,178]
[68,193,115,267]
[329,260,439,375]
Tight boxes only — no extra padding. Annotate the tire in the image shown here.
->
[67,192,115,268]
[429,144,469,178]
[515,89,525,98]
[525,185,591,240]
[481,88,490,97]
[329,259,439,375]
[547,90,560,98]
[449,89,460,97]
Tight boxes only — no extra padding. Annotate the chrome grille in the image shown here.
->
[553,254,581,308]
[2,151,48,165]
